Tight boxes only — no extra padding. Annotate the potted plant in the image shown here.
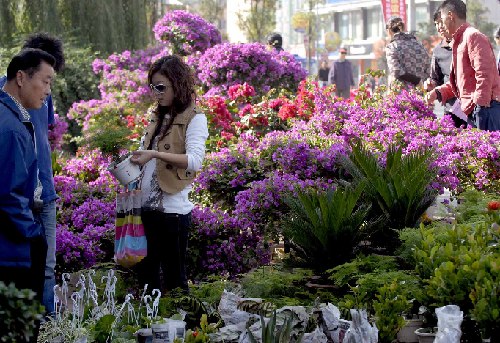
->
[414,327,438,343]
[0,282,44,343]
[86,120,141,186]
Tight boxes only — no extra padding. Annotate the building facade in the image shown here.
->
[277,0,443,79]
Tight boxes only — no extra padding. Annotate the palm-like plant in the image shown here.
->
[283,183,372,269]
[340,143,438,251]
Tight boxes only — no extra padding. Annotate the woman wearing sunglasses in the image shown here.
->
[130,55,208,293]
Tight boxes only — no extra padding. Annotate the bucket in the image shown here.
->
[152,321,170,343]
[169,320,186,342]
[108,155,141,186]
[135,328,153,343]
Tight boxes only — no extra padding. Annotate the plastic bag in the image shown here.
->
[435,305,463,343]
[114,190,147,268]
[343,309,378,343]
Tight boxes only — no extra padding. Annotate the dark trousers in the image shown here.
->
[137,210,191,293]
[445,112,467,128]
[468,100,500,131]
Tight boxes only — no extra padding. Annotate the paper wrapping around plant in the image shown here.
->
[114,190,147,268]
[435,305,463,343]
[343,309,378,343]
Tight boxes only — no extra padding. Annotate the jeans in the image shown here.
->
[468,100,500,131]
[33,200,56,315]
[137,210,191,293]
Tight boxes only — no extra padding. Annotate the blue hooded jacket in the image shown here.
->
[0,89,43,268]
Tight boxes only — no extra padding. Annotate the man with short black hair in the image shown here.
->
[0,33,65,316]
[0,48,55,341]
[329,47,354,99]
[424,9,466,127]
[425,0,500,131]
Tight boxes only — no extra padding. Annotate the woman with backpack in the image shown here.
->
[385,17,430,87]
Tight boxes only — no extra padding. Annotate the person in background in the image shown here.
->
[267,32,284,52]
[425,0,500,131]
[0,33,65,316]
[424,10,467,127]
[0,48,55,342]
[385,16,430,87]
[328,48,354,99]
[131,55,208,293]
[317,60,330,88]
[494,26,500,75]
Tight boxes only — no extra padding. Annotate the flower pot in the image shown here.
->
[397,318,424,342]
[151,321,170,343]
[108,155,141,186]
[415,327,437,343]
[135,328,153,343]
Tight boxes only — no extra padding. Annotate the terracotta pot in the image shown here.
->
[415,327,437,343]
[397,318,424,342]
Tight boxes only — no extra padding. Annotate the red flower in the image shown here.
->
[487,201,500,211]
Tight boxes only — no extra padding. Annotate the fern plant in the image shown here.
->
[283,183,372,269]
[340,143,438,251]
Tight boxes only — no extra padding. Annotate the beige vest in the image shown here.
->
[142,103,199,194]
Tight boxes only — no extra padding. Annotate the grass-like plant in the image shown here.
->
[283,183,372,269]
[86,118,132,163]
[340,143,438,252]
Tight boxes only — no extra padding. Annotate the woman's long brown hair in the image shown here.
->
[147,55,195,149]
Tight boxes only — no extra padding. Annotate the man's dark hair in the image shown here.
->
[267,32,283,50]
[22,32,65,72]
[440,0,467,20]
[6,48,56,81]
[495,26,500,39]
[433,9,441,23]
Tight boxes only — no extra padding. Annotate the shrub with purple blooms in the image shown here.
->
[54,149,118,273]
[153,10,221,56]
[196,42,307,96]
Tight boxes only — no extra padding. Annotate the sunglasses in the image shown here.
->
[149,83,171,94]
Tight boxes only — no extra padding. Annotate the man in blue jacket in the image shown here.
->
[0,49,55,311]
[0,33,65,316]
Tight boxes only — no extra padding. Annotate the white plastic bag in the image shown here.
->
[435,305,463,343]
[343,309,378,343]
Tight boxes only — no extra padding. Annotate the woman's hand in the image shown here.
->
[130,150,157,166]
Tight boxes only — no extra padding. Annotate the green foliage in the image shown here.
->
[283,183,372,269]
[92,314,116,343]
[414,218,500,335]
[373,281,409,343]
[0,281,44,343]
[86,119,132,161]
[341,143,438,252]
[52,45,101,118]
[247,310,304,343]
[184,314,217,343]
[0,0,155,54]
[338,270,422,318]
[395,228,422,269]
[326,254,398,287]
[455,189,499,224]
[237,0,276,42]
[241,267,313,299]
[190,277,238,307]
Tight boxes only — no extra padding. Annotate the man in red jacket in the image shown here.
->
[425,0,500,131]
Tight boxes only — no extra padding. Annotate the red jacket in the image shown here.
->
[437,23,500,115]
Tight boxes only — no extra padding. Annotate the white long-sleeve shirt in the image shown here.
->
[140,113,208,214]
